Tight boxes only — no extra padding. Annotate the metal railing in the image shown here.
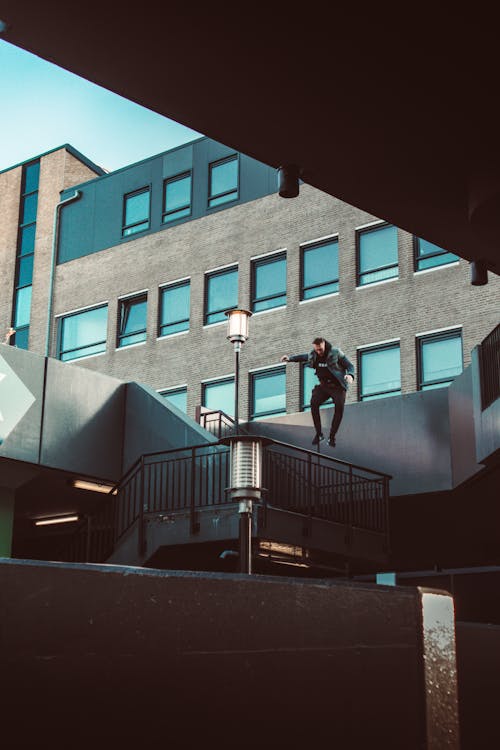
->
[197,408,249,439]
[479,323,500,410]
[58,436,391,563]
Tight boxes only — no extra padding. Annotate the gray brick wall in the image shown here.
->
[47,183,500,422]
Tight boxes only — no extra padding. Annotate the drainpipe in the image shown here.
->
[44,190,82,356]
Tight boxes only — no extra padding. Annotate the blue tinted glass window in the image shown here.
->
[415,238,459,271]
[161,387,187,413]
[302,239,339,300]
[251,368,286,420]
[118,295,147,348]
[302,365,332,411]
[16,254,34,288]
[14,286,32,328]
[13,327,29,350]
[59,305,108,361]
[360,344,401,400]
[163,173,191,222]
[209,156,238,207]
[358,224,398,286]
[203,378,235,418]
[252,254,286,312]
[205,267,238,325]
[19,224,36,255]
[419,331,463,389]
[159,281,190,336]
[23,161,40,194]
[22,193,38,225]
[123,189,150,236]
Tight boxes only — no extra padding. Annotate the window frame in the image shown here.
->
[356,222,398,287]
[250,251,287,313]
[11,159,40,349]
[162,171,192,224]
[158,279,191,337]
[202,376,236,418]
[57,304,108,362]
[250,365,287,420]
[160,385,188,413]
[413,236,460,272]
[204,265,238,326]
[357,342,401,401]
[416,329,463,390]
[208,154,239,208]
[122,186,151,237]
[300,236,339,301]
[117,293,148,349]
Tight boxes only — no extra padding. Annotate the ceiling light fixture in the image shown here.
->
[71,479,117,494]
[35,514,79,527]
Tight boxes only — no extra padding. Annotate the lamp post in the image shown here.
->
[224,308,252,431]
[224,308,254,573]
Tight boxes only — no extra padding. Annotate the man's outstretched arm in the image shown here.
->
[280,353,308,363]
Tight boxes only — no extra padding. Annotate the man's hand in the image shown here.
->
[344,373,354,383]
[280,355,289,363]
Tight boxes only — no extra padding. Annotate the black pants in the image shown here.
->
[310,382,346,437]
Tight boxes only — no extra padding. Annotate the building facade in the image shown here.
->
[1,136,499,426]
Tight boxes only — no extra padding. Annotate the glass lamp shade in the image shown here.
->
[225,308,252,342]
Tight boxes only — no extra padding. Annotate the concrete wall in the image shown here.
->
[247,388,454,496]
[0,344,214,484]
[0,559,459,748]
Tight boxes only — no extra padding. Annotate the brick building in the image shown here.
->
[1,136,498,426]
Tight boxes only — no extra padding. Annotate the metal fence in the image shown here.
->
[59,437,391,563]
[479,323,500,410]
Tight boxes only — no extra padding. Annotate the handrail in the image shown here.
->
[58,431,391,564]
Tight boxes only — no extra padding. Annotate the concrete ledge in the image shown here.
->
[0,558,458,747]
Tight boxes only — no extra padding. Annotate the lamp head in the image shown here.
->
[225,308,252,343]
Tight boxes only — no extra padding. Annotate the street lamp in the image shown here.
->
[225,308,252,430]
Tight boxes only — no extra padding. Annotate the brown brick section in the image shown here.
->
[0,149,102,354]
[47,184,500,421]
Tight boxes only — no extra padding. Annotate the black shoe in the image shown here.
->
[312,433,324,445]
[328,435,336,447]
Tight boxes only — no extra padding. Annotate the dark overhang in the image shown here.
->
[1,6,499,274]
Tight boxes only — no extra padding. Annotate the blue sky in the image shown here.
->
[0,39,202,173]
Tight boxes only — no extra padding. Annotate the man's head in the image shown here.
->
[312,337,326,355]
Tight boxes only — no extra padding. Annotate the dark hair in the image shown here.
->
[312,337,325,345]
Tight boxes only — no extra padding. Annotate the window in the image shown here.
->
[301,365,332,411]
[357,223,398,286]
[202,377,235,418]
[163,172,192,223]
[159,280,190,336]
[251,367,286,420]
[414,237,459,271]
[122,187,150,236]
[160,386,187,413]
[417,330,463,390]
[205,266,238,325]
[208,155,238,208]
[251,252,286,312]
[11,160,40,350]
[117,294,147,348]
[358,343,401,401]
[301,238,339,300]
[58,305,108,362]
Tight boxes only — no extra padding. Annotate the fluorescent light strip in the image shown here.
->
[72,479,117,494]
[35,515,79,527]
